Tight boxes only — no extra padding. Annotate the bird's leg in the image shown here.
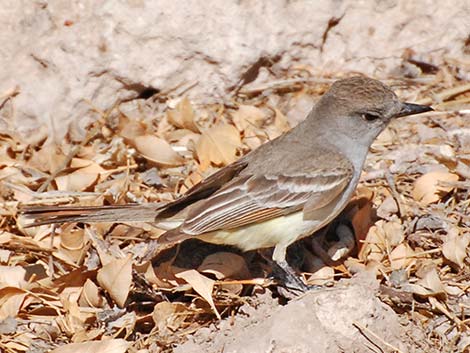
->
[273,259,311,292]
[272,244,319,293]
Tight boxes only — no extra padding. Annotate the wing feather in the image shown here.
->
[181,168,352,235]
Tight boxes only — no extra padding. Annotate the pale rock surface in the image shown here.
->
[0,0,469,141]
[176,273,406,353]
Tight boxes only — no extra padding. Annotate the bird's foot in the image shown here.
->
[273,260,320,294]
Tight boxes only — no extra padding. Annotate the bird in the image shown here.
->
[22,76,433,291]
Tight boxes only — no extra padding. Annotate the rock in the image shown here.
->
[0,0,468,142]
[176,272,405,353]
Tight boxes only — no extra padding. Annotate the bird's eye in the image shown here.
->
[362,113,380,121]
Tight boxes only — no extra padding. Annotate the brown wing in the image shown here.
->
[180,168,352,235]
[155,158,248,220]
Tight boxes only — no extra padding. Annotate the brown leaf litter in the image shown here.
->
[1,61,470,352]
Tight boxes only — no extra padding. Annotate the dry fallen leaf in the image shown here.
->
[0,249,10,263]
[79,279,104,308]
[175,269,220,319]
[305,257,335,286]
[196,124,242,170]
[165,128,200,147]
[0,266,26,289]
[59,228,87,264]
[273,108,291,134]
[0,287,27,320]
[55,171,100,192]
[152,301,191,334]
[232,105,265,132]
[382,220,404,247]
[348,186,375,246]
[58,287,88,338]
[359,225,385,263]
[167,97,200,133]
[132,134,185,167]
[179,170,204,194]
[29,144,67,173]
[119,118,147,141]
[198,252,250,280]
[97,255,133,308]
[376,194,398,219]
[360,219,405,263]
[442,228,470,268]
[50,339,130,353]
[232,105,266,149]
[389,243,415,270]
[412,171,459,206]
[263,108,291,142]
[407,267,446,297]
[145,261,182,289]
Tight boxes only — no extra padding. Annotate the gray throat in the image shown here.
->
[326,129,372,174]
[299,114,377,177]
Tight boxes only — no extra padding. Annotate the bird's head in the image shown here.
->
[314,76,433,143]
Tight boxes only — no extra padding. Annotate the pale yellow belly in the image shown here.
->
[194,211,320,252]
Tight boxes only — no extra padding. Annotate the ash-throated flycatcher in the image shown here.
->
[24,76,433,290]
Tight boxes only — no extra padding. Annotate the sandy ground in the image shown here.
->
[176,272,436,353]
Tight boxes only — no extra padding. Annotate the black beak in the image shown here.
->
[396,102,433,118]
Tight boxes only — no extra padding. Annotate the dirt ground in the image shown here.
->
[1,62,470,353]
[176,272,430,353]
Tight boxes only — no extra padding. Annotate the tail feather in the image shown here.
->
[21,203,167,227]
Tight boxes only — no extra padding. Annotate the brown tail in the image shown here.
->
[21,203,167,227]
